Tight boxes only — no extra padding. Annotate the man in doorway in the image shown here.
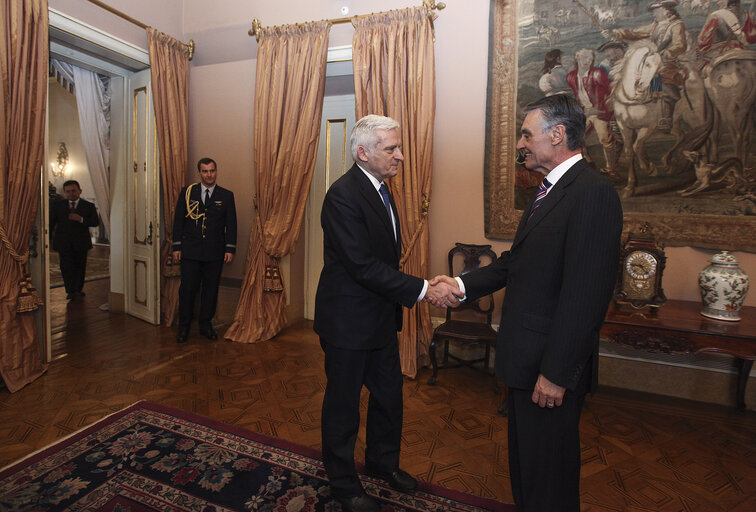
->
[50,180,100,300]
[430,95,623,512]
[172,158,237,343]
[314,115,457,512]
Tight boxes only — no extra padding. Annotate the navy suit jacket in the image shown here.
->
[50,198,99,252]
[172,184,237,261]
[461,159,622,393]
[314,164,424,350]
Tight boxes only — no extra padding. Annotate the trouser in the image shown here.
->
[508,367,589,512]
[320,338,403,499]
[178,258,224,331]
[58,247,88,294]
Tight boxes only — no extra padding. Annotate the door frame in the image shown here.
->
[40,9,158,360]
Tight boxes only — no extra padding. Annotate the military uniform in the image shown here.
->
[172,183,237,335]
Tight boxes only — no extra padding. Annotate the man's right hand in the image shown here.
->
[172,250,181,263]
[426,275,464,308]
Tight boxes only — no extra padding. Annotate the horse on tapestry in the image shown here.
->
[609,41,663,197]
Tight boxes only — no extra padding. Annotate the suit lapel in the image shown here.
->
[351,166,401,257]
[512,161,583,249]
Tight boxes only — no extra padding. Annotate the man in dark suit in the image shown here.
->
[172,157,237,343]
[314,115,454,512]
[431,95,623,512]
[50,180,100,300]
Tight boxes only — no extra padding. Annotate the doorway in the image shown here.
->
[36,8,160,362]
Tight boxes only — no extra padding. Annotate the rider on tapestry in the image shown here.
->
[603,0,687,134]
[697,0,756,71]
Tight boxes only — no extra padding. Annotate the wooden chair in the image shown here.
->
[427,243,499,392]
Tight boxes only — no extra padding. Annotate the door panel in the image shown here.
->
[127,69,160,324]
[304,95,355,319]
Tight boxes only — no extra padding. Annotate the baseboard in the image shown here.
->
[109,291,125,313]
[220,277,243,288]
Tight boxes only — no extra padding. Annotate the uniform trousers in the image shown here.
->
[178,258,224,332]
[320,337,403,499]
[507,366,589,512]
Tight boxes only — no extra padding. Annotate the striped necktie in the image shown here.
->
[528,177,552,218]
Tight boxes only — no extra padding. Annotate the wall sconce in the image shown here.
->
[50,142,69,177]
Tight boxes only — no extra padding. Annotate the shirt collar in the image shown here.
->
[544,153,582,188]
[357,164,383,192]
[201,184,216,196]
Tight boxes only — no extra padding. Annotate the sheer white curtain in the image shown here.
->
[50,59,111,237]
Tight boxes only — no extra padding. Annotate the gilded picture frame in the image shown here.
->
[484,0,756,251]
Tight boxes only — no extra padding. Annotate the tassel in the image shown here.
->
[263,265,284,292]
[17,273,43,313]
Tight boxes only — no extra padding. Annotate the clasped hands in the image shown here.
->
[425,275,464,308]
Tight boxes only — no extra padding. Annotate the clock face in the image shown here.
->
[625,251,657,280]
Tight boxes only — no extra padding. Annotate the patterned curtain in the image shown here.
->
[0,0,48,391]
[352,6,436,377]
[225,21,331,343]
[147,28,190,327]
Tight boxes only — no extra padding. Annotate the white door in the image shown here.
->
[304,94,356,319]
[127,69,160,324]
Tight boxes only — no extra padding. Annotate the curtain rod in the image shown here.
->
[248,0,446,42]
[86,0,195,60]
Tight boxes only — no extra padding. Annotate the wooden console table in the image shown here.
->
[601,300,756,409]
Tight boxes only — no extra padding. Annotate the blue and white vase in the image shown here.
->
[698,251,749,321]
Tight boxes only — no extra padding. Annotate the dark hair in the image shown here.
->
[197,157,217,171]
[62,180,81,190]
[523,95,586,150]
[541,49,562,74]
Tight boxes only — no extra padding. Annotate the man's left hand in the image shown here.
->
[532,374,566,408]
[224,252,234,263]
[68,213,82,222]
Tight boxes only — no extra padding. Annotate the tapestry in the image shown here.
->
[0,401,513,511]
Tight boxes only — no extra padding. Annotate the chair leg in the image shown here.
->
[428,338,439,385]
[497,384,508,417]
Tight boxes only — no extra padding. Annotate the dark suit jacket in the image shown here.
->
[314,164,424,350]
[461,159,622,393]
[172,184,237,261]
[50,198,99,252]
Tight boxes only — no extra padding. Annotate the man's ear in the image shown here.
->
[551,124,565,146]
[356,145,369,162]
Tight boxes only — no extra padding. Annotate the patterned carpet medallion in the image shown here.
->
[0,401,513,511]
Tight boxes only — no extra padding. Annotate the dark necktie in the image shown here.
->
[205,189,210,205]
[379,183,396,238]
[528,177,552,219]
[379,183,393,220]
[69,200,75,211]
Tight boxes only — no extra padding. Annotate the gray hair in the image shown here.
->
[523,95,587,150]
[350,115,400,161]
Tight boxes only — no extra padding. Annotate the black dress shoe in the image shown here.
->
[76,291,86,297]
[365,466,418,493]
[335,492,379,512]
[176,330,189,343]
[66,293,75,300]
[199,327,218,341]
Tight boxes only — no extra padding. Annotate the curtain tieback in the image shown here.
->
[0,221,43,312]
[253,198,284,293]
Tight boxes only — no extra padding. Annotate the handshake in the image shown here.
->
[425,275,465,309]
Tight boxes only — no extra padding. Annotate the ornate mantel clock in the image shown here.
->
[614,222,667,311]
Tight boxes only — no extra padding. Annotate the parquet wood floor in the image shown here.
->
[1,279,755,511]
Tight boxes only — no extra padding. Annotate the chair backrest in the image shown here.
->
[446,243,498,323]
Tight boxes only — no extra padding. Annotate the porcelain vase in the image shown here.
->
[698,251,749,321]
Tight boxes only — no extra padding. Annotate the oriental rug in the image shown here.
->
[0,401,513,511]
